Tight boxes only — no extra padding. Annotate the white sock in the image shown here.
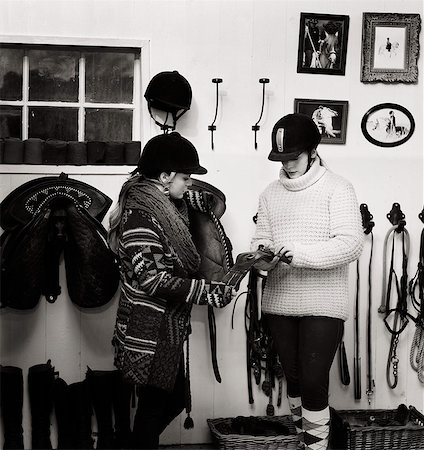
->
[303,406,330,450]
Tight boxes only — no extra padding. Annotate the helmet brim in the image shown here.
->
[268,150,303,162]
[184,165,207,175]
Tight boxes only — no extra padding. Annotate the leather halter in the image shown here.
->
[379,204,411,389]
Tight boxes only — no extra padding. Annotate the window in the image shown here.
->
[0,43,143,142]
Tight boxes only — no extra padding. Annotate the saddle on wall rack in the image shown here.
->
[0,172,120,309]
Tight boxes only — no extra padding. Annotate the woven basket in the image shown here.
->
[207,415,299,450]
[336,408,424,450]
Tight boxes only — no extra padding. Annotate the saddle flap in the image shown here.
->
[63,202,119,308]
[0,173,113,230]
[1,211,50,309]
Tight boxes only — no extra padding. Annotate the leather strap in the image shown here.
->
[379,225,411,388]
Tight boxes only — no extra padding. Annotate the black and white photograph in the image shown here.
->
[297,13,350,75]
[361,103,415,147]
[294,98,349,144]
[0,2,422,450]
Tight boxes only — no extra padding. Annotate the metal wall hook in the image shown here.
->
[360,203,375,235]
[387,202,406,231]
[419,207,424,224]
[252,78,270,150]
[208,78,223,150]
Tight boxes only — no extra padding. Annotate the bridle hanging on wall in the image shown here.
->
[378,203,411,389]
[252,78,270,150]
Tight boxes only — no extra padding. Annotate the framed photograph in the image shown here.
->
[297,13,350,75]
[361,12,421,83]
[361,103,415,147]
[294,98,349,144]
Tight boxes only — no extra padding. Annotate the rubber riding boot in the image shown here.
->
[53,377,73,449]
[28,360,55,449]
[0,366,24,449]
[67,380,94,449]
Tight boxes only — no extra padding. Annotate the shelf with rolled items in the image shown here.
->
[0,138,141,173]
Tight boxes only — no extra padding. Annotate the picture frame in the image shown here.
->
[294,98,349,144]
[297,12,350,75]
[361,12,421,83]
[361,103,415,147]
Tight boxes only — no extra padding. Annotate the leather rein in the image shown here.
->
[379,204,412,389]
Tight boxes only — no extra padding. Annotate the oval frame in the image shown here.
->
[361,103,415,147]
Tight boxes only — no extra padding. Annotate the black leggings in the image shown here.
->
[131,362,186,449]
[265,314,343,411]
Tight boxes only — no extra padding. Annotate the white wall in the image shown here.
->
[0,0,423,446]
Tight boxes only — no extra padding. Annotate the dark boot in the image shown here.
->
[28,360,55,449]
[86,368,115,449]
[53,377,73,449]
[67,380,94,449]
[112,371,133,449]
[0,366,24,449]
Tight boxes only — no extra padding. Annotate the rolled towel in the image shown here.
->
[124,141,141,165]
[87,141,105,164]
[24,138,44,164]
[43,139,67,165]
[3,138,24,164]
[104,141,125,165]
[67,141,88,165]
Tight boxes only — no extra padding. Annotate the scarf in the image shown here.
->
[125,180,201,274]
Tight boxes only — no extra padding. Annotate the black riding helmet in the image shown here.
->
[136,132,207,176]
[144,71,192,131]
[268,113,321,162]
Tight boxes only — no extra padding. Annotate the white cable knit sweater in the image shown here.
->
[251,159,364,321]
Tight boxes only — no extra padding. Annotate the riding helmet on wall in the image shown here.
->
[144,71,192,132]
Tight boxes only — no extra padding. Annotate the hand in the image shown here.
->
[197,282,235,308]
[276,245,293,264]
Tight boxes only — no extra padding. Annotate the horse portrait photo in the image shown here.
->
[297,13,350,75]
[294,98,349,144]
[373,26,406,70]
[361,12,421,83]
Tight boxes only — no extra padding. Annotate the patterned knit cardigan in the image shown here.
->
[113,196,215,391]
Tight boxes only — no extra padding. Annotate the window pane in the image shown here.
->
[29,50,79,102]
[85,52,134,103]
[0,106,22,138]
[0,48,23,100]
[29,107,78,140]
[85,108,132,140]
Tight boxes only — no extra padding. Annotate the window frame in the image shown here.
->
[0,35,151,173]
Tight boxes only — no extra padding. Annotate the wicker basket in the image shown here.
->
[335,408,424,450]
[207,415,299,450]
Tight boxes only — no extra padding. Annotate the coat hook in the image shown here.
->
[252,78,270,150]
[387,202,406,232]
[208,78,223,150]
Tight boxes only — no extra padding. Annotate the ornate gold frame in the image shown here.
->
[361,12,421,83]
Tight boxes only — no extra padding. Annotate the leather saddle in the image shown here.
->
[1,173,119,309]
